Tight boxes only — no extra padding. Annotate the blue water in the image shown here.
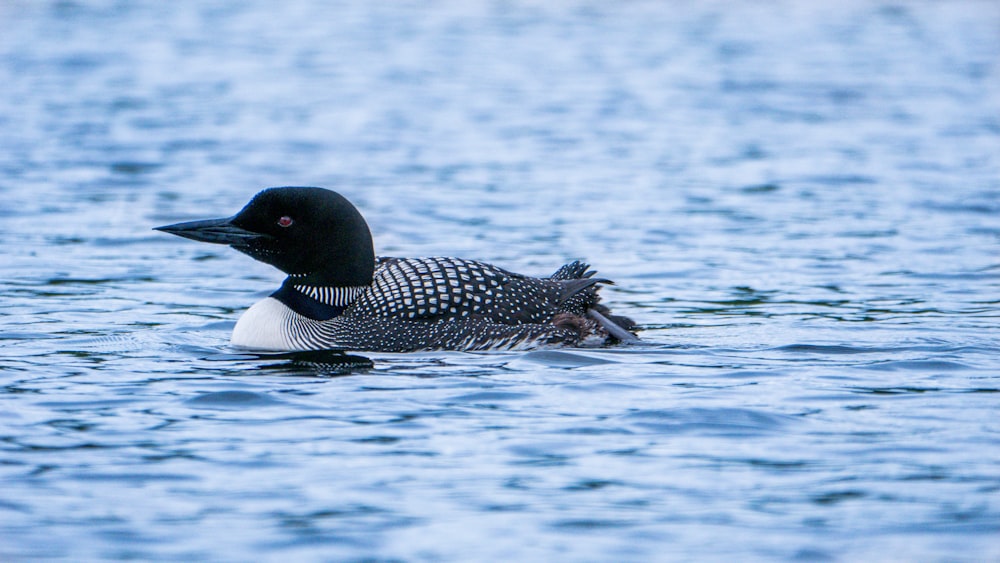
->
[2,1,999,560]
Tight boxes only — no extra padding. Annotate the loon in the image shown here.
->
[155,187,638,352]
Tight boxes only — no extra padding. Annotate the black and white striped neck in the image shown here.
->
[270,280,368,321]
[291,284,367,307]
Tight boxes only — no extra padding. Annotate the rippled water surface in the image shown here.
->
[2,1,999,560]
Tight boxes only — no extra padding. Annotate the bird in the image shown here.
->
[155,187,638,352]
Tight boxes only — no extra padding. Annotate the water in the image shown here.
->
[2,0,999,560]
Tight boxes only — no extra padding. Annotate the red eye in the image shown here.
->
[277,216,294,228]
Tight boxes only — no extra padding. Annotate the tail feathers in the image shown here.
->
[551,261,608,305]
[549,260,595,280]
[549,261,639,344]
[556,277,608,305]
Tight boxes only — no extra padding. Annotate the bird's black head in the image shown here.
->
[155,187,376,287]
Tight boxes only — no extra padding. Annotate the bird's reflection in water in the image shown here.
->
[215,350,374,376]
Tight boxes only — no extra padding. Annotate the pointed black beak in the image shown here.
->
[154,217,270,247]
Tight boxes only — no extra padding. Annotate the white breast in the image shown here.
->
[231,297,298,351]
